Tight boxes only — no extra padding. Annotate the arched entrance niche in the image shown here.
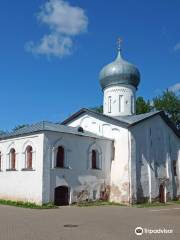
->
[54,186,69,206]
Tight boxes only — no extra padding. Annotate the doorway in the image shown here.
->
[159,184,165,203]
[54,186,69,206]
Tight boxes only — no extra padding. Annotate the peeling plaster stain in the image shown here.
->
[122,182,129,192]
[100,184,110,200]
[110,182,130,203]
[111,184,122,197]
[75,190,89,202]
[72,183,111,203]
[72,185,90,202]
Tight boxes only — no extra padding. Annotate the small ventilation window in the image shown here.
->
[78,126,84,133]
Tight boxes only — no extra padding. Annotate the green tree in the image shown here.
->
[136,97,152,114]
[12,124,29,132]
[153,90,180,129]
[0,130,6,135]
[91,105,103,113]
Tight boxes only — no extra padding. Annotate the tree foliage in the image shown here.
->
[0,130,6,136]
[153,90,180,129]
[12,124,29,132]
[91,105,103,113]
[136,97,152,114]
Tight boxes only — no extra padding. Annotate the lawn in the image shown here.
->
[75,200,180,208]
[0,199,57,209]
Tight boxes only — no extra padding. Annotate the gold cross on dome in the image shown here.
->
[117,38,123,51]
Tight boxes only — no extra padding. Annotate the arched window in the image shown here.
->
[88,144,102,170]
[92,150,98,169]
[0,151,1,171]
[25,145,33,169]
[56,146,64,168]
[10,148,16,170]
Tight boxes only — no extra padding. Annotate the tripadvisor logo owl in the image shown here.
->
[135,227,143,236]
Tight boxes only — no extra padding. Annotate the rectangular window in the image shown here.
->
[108,96,112,113]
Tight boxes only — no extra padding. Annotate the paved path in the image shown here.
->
[0,204,180,240]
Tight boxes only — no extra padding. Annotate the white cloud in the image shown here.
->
[173,42,180,52]
[26,34,73,57]
[26,0,88,58]
[168,83,180,93]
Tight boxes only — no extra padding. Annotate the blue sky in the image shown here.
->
[0,0,180,131]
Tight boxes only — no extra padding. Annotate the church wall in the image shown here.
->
[66,114,131,204]
[42,131,113,204]
[130,115,180,203]
[0,133,44,204]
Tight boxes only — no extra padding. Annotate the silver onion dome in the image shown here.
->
[99,48,140,90]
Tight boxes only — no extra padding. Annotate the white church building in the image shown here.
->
[0,45,179,205]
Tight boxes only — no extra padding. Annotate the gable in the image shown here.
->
[62,108,180,138]
[62,108,128,129]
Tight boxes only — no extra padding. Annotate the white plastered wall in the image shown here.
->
[130,115,180,203]
[67,113,131,203]
[42,131,112,204]
[0,133,44,204]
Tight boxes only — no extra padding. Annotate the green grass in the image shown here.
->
[1,198,180,209]
[0,199,57,209]
[133,202,170,208]
[75,200,180,208]
[133,200,180,208]
[74,200,126,207]
[171,199,180,204]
